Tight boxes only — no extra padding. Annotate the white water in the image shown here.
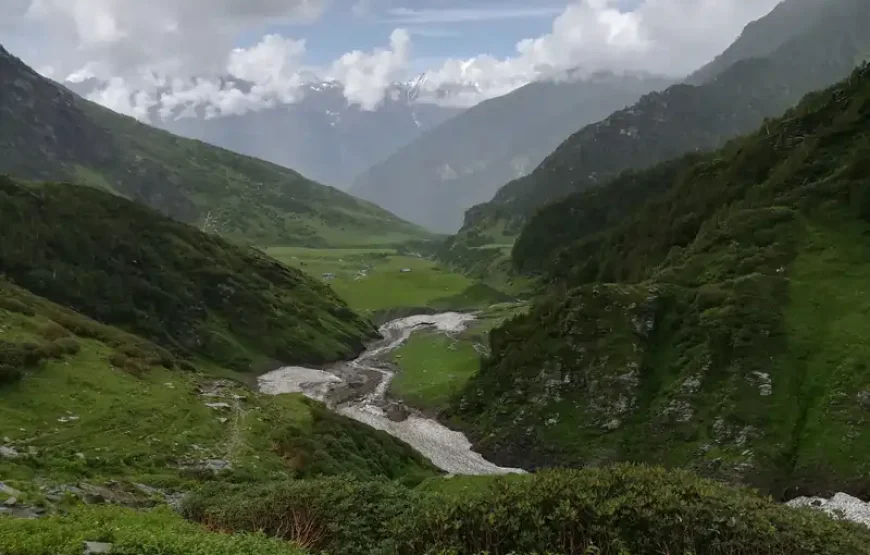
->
[257,313,524,476]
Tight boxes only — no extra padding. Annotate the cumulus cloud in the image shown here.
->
[329,29,412,110]
[1,0,786,117]
[20,0,325,80]
[415,0,783,106]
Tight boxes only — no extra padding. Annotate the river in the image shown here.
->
[257,313,524,475]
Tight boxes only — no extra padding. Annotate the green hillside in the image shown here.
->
[0,44,428,248]
[451,64,870,499]
[445,0,870,262]
[0,176,377,371]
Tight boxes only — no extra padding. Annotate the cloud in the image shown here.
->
[1,0,786,117]
[329,29,412,110]
[414,0,782,106]
[20,0,326,80]
[385,6,565,24]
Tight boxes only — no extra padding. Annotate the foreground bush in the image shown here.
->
[182,476,417,555]
[184,465,870,555]
[0,506,303,555]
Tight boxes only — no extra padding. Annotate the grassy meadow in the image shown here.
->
[263,246,474,314]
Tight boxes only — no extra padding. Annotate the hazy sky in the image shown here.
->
[0,0,783,118]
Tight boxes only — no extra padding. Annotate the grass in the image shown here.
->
[774,220,870,493]
[0,505,304,555]
[390,303,529,413]
[263,246,474,314]
[390,331,480,413]
[0,283,436,498]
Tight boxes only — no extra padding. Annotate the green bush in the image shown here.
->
[0,505,304,555]
[184,466,870,555]
[0,295,34,316]
[182,476,419,555]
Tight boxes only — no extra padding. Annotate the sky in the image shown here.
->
[0,0,784,119]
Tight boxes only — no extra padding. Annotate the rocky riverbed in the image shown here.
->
[258,313,524,475]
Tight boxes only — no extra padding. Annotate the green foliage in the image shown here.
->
[268,397,437,484]
[0,505,304,555]
[390,331,482,414]
[183,477,417,555]
[452,65,870,495]
[0,177,375,370]
[265,246,476,314]
[450,0,870,262]
[184,466,870,555]
[0,44,427,247]
[0,278,434,488]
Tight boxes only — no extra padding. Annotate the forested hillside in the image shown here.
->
[451,64,870,498]
[0,44,427,247]
[0,177,376,371]
[446,0,870,255]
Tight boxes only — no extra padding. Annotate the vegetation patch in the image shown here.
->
[0,177,375,371]
[264,246,475,314]
[452,65,870,495]
[184,465,870,555]
[0,505,304,555]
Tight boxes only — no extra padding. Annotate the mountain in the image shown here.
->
[0,44,429,247]
[350,71,671,232]
[447,0,870,257]
[0,176,376,372]
[155,81,463,191]
[686,0,832,85]
[450,63,870,499]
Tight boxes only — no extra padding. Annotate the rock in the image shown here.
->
[384,402,409,422]
[0,482,21,497]
[58,416,80,423]
[858,390,870,409]
[0,446,20,459]
[3,497,17,506]
[204,459,232,472]
[204,402,231,410]
[788,493,870,528]
[83,541,114,554]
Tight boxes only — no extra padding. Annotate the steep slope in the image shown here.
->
[0,44,428,247]
[0,276,435,489]
[451,64,870,499]
[159,82,462,191]
[686,0,831,85]
[448,0,870,254]
[351,72,670,232]
[0,176,376,371]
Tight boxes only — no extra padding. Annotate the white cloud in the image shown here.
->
[20,0,326,80]
[1,0,786,117]
[329,29,412,110]
[385,6,565,24]
[414,0,782,106]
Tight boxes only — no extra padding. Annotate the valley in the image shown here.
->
[4,1,870,553]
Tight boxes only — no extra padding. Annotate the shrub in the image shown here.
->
[186,467,870,555]
[0,505,303,555]
[0,296,34,316]
[392,466,870,555]
[182,477,419,555]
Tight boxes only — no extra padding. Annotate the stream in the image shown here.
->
[257,313,524,475]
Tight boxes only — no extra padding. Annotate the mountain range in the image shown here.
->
[350,71,672,232]
[0,44,427,248]
[446,0,870,262]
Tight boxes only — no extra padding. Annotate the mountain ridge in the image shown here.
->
[0,44,428,247]
[447,0,870,256]
[450,63,870,499]
[350,72,671,232]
